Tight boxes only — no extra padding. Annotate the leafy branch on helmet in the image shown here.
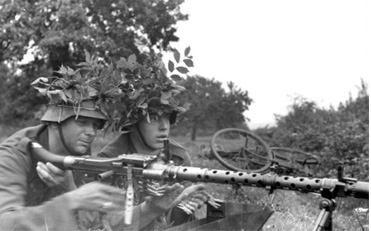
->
[31,48,193,132]
[115,47,193,129]
[31,51,125,131]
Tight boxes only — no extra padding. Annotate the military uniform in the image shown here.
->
[98,132,194,230]
[0,124,82,230]
[0,125,126,231]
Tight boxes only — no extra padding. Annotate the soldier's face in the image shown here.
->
[137,115,170,150]
[61,116,101,155]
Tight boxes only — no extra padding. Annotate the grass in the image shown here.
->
[1,125,368,231]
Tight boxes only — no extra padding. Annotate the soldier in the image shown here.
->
[0,58,206,231]
[98,53,210,230]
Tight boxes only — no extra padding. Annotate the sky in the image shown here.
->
[167,0,370,129]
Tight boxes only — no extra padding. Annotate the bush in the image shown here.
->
[255,80,369,180]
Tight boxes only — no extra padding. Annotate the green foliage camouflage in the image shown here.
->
[31,51,125,130]
[29,47,193,133]
[114,47,192,129]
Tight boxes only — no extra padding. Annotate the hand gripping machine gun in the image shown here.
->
[27,138,368,231]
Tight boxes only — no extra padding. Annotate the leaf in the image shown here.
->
[77,62,89,67]
[57,65,68,75]
[171,89,181,95]
[177,106,187,112]
[33,87,48,96]
[176,66,189,74]
[59,91,68,103]
[182,103,191,110]
[128,54,137,69]
[75,72,82,81]
[174,85,186,91]
[124,68,132,74]
[134,38,145,46]
[46,90,63,102]
[168,60,175,72]
[143,78,155,85]
[112,70,122,85]
[133,68,140,76]
[78,67,94,72]
[47,89,63,95]
[99,100,108,117]
[64,89,73,99]
[173,49,180,63]
[67,66,75,76]
[136,97,146,107]
[184,46,191,57]
[170,74,182,82]
[161,91,172,100]
[125,74,133,80]
[138,102,148,109]
[117,57,128,69]
[158,61,167,75]
[131,88,144,99]
[87,86,99,97]
[85,50,91,63]
[160,98,169,105]
[31,77,49,85]
[183,59,194,67]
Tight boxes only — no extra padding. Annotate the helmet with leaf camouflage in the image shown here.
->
[32,51,125,130]
[116,48,193,129]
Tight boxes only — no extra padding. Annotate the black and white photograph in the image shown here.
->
[0,0,369,230]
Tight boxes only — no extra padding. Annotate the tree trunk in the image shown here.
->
[191,123,198,141]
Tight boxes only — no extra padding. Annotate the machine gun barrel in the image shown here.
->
[148,166,368,199]
[29,141,369,200]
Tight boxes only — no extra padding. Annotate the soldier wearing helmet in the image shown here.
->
[98,52,209,230]
[0,54,206,231]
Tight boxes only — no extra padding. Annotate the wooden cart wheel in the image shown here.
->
[210,128,274,173]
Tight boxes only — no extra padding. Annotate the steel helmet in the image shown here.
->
[40,100,107,125]
[32,52,125,130]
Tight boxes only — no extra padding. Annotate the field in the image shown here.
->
[0,125,369,231]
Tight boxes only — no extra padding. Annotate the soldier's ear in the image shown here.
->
[49,122,58,128]
[47,122,61,132]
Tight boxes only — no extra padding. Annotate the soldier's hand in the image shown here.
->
[36,162,76,192]
[65,182,126,212]
[177,187,221,215]
[144,183,207,213]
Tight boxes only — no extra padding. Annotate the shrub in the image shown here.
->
[256,80,369,180]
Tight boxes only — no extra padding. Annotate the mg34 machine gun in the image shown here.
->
[26,136,368,231]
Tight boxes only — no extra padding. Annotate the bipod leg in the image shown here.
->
[312,198,337,231]
[265,185,276,208]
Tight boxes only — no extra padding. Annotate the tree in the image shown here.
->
[257,80,369,180]
[213,81,253,129]
[0,0,187,66]
[0,62,48,123]
[176,75,253,140]
[0,0,187,122]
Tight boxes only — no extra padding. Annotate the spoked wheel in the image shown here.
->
[210,128,274,173]
[270,147,320,176]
